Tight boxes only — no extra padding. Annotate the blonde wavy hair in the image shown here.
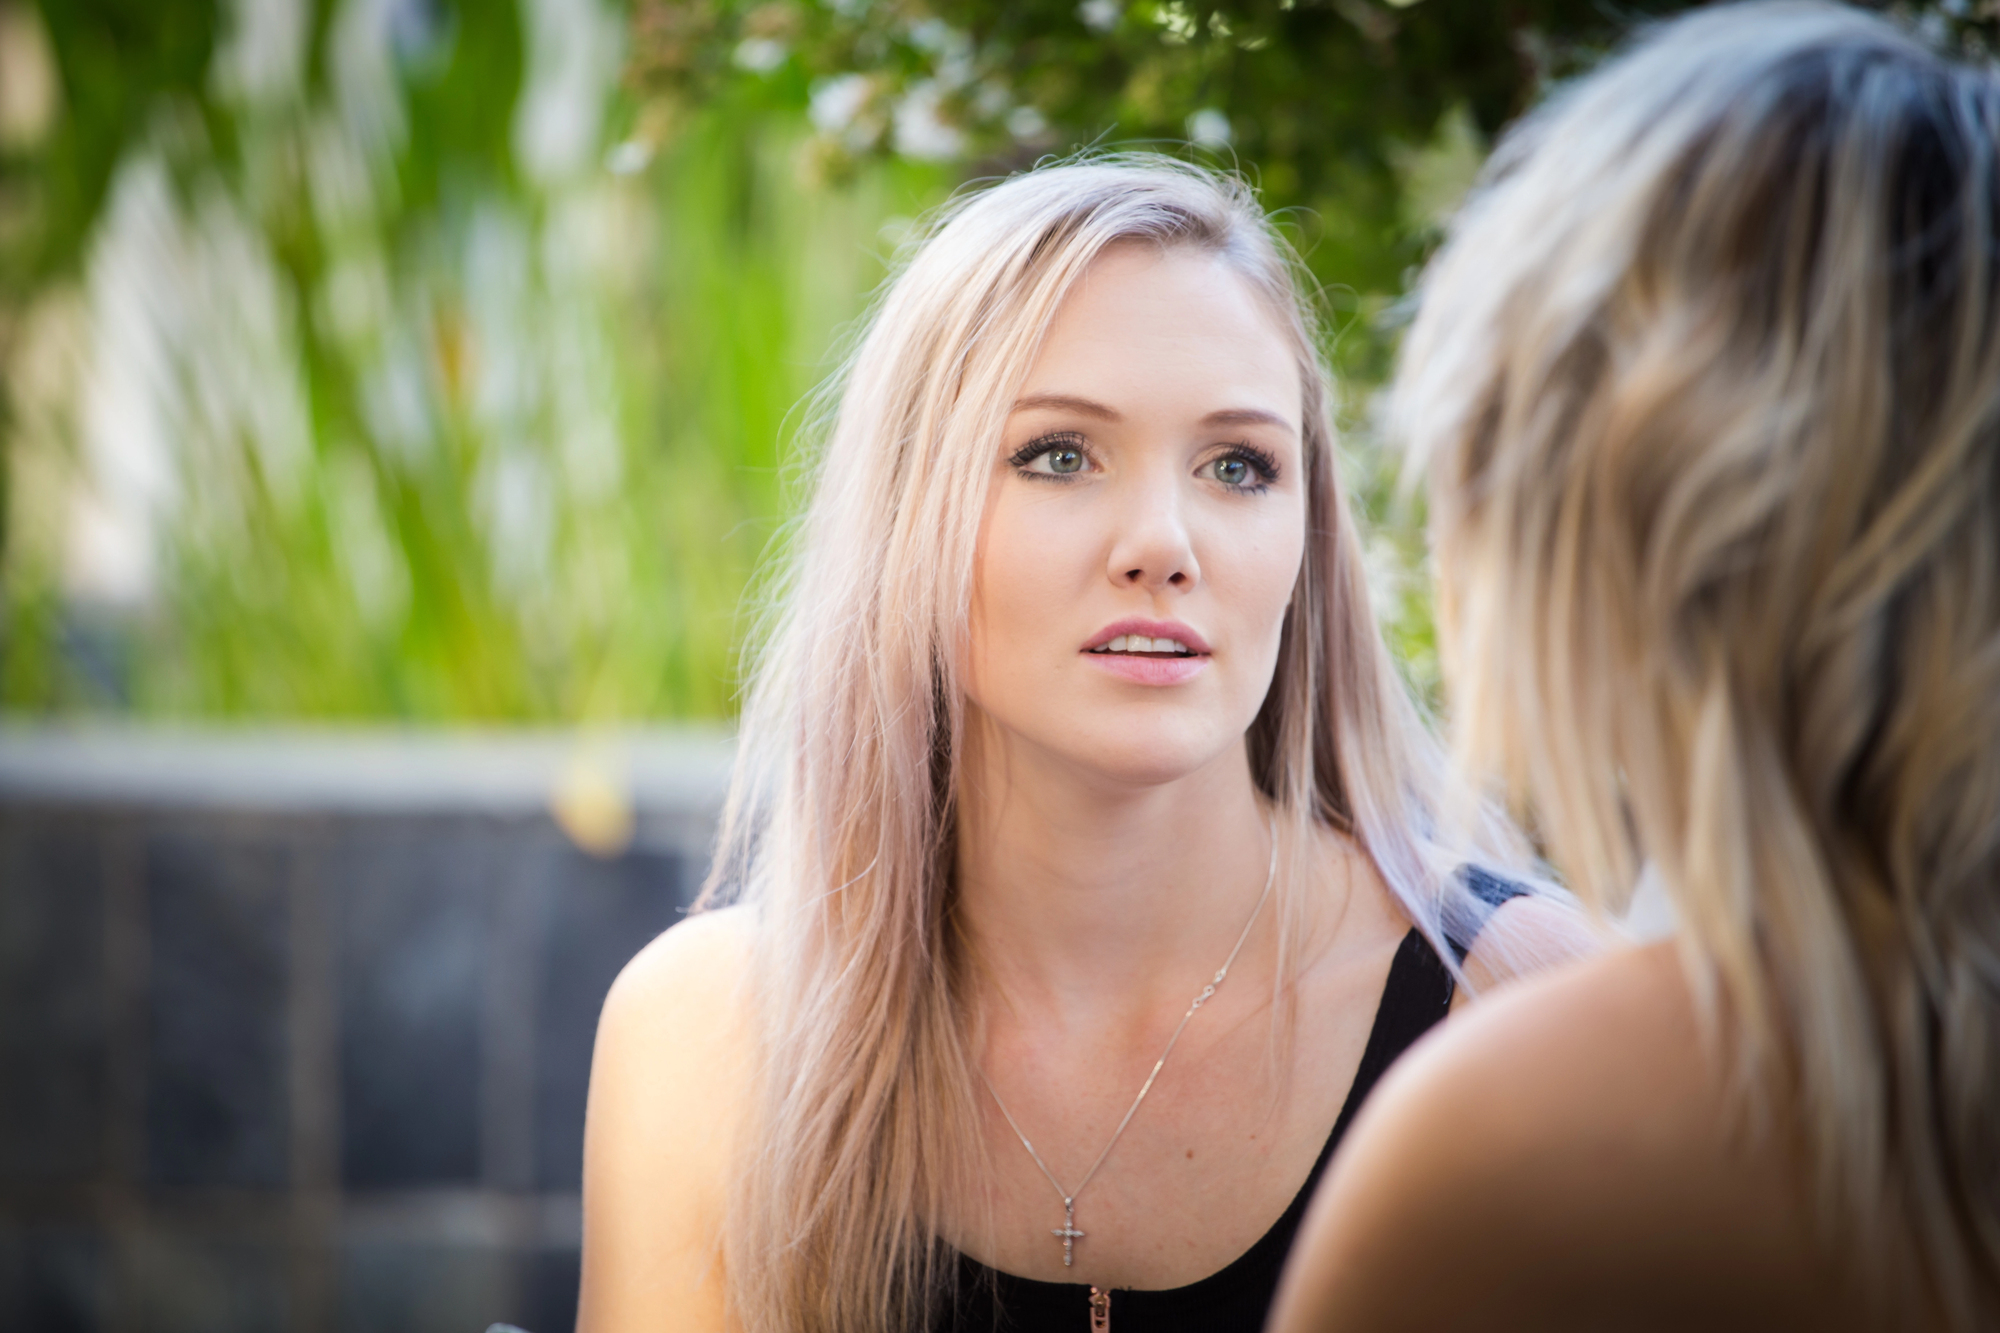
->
[695,157,1537,1331]
[1399,3,2000,1323]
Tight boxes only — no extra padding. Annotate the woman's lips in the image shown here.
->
[1082,618,1212,653]
[1080,651,1210,686]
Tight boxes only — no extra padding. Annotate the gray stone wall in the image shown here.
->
[0,728,730,1333]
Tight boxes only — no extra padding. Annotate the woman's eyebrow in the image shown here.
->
[1202,407,1295,430]
[1009,392,1121,419]
[1008,396,1293,432]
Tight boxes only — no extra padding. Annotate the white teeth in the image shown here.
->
[1092,635,1193,655]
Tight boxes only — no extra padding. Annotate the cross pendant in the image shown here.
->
[1052,1197,1086,1267]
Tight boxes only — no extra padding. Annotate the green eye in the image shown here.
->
[1203,449,1276,488]
[1008,434,1092,478]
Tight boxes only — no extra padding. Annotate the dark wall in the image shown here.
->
[0,800,698,1333]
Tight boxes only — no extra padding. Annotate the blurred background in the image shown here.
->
[1,1,1993,1330]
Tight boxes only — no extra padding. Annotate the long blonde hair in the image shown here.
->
[702,156,1531,1331]
[1399,3,2000,1323]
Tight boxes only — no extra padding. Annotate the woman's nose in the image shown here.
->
[1105,472,1200,593]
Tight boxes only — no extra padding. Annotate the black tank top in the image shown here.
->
[934,869,1524,1332]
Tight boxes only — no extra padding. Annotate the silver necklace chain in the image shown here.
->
[977,819,1277,1268]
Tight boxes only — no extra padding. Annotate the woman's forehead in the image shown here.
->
[1017,245,1303,431]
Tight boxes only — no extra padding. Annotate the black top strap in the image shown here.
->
[1446,864,1530,965]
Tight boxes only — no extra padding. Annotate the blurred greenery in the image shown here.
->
[2,0,1993,722]
[1,0,948,720]
[637,0,1691,351]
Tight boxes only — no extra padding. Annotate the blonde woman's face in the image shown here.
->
[967,242,1307,788]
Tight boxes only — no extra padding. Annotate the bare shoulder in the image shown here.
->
[1414,940,1711,1143]
[602,902,757,1034]
[591,904,758,1131]
[578,905,759,1333]
[1354,943,1722,1215]
[1271,943,1864,1333]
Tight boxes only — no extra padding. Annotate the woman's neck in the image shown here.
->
[953,716,1282,1024]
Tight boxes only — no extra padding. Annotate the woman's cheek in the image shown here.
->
[1215,512,1306,641]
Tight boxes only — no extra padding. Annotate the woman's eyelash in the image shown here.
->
[1007,431,1086,470]
[1005,435,1279,486]
[1213,444,1281,486]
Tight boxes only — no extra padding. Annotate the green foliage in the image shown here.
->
[6,0,1996,721]
[4,0,223,285]
[637,0,1687,304]
[2,0,949,721]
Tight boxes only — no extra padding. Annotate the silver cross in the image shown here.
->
[1052,1197,1086,1267]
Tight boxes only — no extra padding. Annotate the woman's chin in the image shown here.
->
[965,692,1257,793]
[1045,728,1244,793]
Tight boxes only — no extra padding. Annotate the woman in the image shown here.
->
[578,158,1584,1333]
[1271,5,2000,1330]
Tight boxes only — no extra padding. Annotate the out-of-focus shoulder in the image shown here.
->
[1377,942,1727,1201]
[1300,942,1706,1209]
[1272,943,1851,1332]
[1412,937,1696,1116]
